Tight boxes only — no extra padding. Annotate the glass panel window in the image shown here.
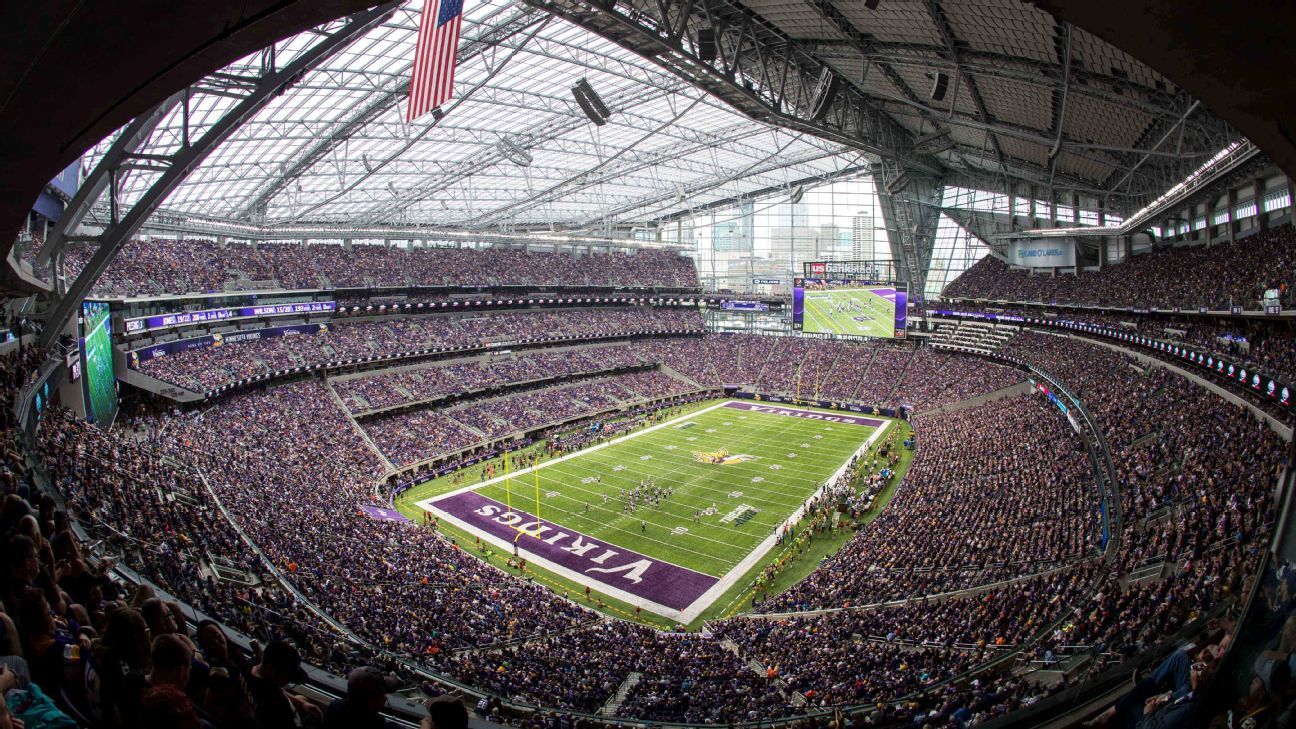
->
[681,174,891,292]
[927,212,990,299]
[1263,189,1291,212]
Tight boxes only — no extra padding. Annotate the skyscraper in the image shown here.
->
[852,213,874,261]
[712,201,754,252]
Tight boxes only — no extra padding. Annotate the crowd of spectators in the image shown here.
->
[1,347,441,727]
[634,335,1020,412]
[365,410,484,469]
[943,225,1296,311]
[332,345,647,414]
[632,335,773,387]
[439,622,797,722]
[763,394,1097,611]
[153,382,597,656]
[64,239,700,296]
[135,307,703,393]
[935,305,1296,398]
[2,312,1286,727]
[852,347,914,405]
[364,370,699,467]
[715,564,1101,709]
[890,348,1023,411]
[993,333,1285,667]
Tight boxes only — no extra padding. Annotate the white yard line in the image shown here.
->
[415,401,893,623]
[414,400,731,505]
[504,418,863,555]
[678,418,891,622]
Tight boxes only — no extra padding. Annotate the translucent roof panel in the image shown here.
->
[87,0,858,231]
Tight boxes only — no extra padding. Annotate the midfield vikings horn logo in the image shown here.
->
[693,448,757,465]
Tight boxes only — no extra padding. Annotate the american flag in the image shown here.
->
[406,0,465,122]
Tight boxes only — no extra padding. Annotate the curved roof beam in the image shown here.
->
[38,3,399,348]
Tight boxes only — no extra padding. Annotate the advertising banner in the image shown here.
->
[128,323,326,367]
[720,301,769,312]
[1007,239,1076,268]
[125,302,336,333]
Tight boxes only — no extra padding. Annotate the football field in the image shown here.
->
[802,286,897,338]
[417,400,888,620]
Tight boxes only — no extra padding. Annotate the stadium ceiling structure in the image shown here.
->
[81,0,866,235]
[79,0,1239,237]
[12,0,1286,323]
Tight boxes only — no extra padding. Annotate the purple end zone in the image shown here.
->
[359,505,410,522]
[724,401,884,427]
[429,490,718,611]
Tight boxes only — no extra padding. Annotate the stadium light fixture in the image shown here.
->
[572,78,612,125]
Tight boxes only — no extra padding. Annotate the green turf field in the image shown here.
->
[802,286,896,338]
[414,400,887,620]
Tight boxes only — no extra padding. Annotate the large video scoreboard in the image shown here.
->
[793,278,908,339]
[79,301,118,426]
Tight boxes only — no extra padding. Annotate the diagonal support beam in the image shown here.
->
[1047,22,1073,185]
[804,0,976,176]
[875,166,944,296]
[524,0,943,176]
[38,3,399,348]
[941,207,1015,248]
[34,91,185,270]
[924,0,1006,175]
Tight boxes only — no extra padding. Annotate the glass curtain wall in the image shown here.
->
[926,214,991,299]
[662,175,891,295]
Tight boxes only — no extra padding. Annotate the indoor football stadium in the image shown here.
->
[0,0,1293,727]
